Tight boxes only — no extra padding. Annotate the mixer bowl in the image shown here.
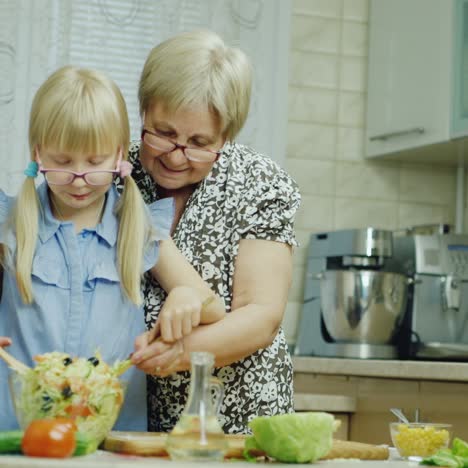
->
[320,270,408,344]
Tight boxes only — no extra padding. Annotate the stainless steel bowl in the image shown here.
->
[320,270,408,344]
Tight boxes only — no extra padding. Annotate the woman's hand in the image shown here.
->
[157,286,203,342]
[132,329,184,377]
[0,337,11,347]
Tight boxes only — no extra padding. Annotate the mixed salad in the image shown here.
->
[12,351,130,442]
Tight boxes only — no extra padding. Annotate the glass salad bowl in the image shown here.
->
[9,351,129,444]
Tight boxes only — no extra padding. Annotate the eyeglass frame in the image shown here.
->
[141,128,222,163]
[37,153,123,186]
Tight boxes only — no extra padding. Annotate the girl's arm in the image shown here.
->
[149,238,225,340]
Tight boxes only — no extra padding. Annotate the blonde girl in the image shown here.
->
[0,66,224,431]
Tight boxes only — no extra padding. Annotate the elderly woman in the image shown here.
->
[125,30,301,434]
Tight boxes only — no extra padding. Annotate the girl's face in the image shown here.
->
[38,147,119,218]
[140,101,226,193]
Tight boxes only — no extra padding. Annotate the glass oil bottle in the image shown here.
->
[166,352,228,461]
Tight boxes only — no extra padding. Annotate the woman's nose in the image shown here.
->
[167,146,188,164]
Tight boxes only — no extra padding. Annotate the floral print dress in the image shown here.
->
[119,140,301,434]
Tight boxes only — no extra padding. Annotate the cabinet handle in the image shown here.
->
[369,127,425,141]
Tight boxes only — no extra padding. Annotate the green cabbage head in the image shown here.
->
[244,412,337,463]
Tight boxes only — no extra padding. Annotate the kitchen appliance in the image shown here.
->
[390,233,468,360]
[294,228,411,359]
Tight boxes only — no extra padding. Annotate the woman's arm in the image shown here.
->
[151,238,225,325]
[133,238,292,373]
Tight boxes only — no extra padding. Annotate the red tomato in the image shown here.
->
[22,418,77,458]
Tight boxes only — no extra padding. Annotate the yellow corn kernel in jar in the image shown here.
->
[394,424,449,457]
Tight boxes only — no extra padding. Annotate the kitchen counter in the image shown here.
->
[0,451,419,467]
[293,356,468,382]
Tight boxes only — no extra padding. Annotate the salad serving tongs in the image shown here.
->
[0,347,30,374]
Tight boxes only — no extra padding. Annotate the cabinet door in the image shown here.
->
[366,0,452,158]
[452,0,468,136]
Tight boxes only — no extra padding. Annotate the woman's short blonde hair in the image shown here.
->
[139,29,252,141]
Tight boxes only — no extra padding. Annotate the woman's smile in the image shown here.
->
[157,157,190,174]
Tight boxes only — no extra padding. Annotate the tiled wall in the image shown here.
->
[282,0,458,345]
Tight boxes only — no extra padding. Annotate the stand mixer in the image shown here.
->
[294,228,411,359]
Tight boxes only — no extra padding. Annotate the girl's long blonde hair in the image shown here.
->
[15,65,148,305]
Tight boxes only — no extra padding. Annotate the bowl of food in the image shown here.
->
[9,351,129,444]
[390,422,452,459]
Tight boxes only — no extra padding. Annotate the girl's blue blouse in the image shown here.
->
[0,183,174,431]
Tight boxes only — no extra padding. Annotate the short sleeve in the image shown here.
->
[238,162,301,246]
[142,197,175,271]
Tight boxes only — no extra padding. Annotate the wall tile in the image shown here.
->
[291,15,340,54]
[289,263,306,303]
[293,0,342,18]
[398,203,455,230]
[340,21,368,56]
[342,0,369,22]
[289,86,338,124]
[400,165,456,205]
[296,195,335,232]
[338,91,365,127]
[334,198,398,229]
[289,51,338,89]
[336,126,365,161]
[340,56,367,92]
[293,229,313,267]
[335,161,400,201]
[286,159,336,196]
[287,122,336,160]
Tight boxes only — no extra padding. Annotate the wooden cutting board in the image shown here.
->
[102,431,389,460]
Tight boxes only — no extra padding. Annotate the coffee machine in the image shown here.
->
[390,233,468,360]
[294,228,411,359]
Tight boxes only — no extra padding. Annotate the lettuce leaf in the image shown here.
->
[245,412,336,463]
[421,438,468,468]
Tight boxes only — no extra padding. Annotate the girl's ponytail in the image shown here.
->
[115,176,148,304]
[14,177,40,304]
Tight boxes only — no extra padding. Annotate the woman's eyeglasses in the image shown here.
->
[141,128,221,164]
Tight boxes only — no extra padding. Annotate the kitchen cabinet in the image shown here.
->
[294,364,468,445]
[366,0,468,163]
[294,392,356,440]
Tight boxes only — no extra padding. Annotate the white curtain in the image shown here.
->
[0,0,290,194]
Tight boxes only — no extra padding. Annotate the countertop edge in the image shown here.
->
[292,356,468,382]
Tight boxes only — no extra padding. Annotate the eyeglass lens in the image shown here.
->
[143,132,218,163]
[44,171,114,186]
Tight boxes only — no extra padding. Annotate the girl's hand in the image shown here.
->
[158,286,202,342]
[132,330,184,377]
[0,337,11,347]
